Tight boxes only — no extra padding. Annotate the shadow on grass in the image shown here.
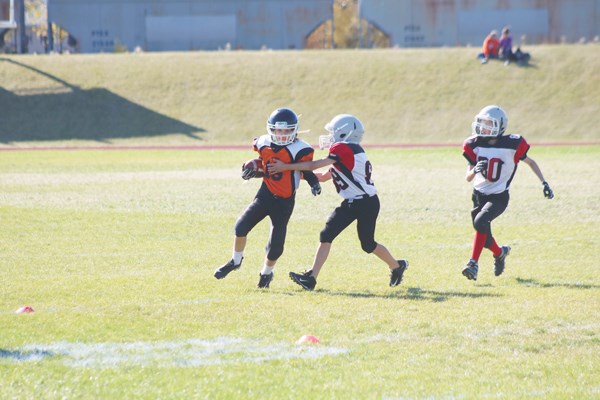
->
[315,287,502,302]
[0,58,204,143]
[0,348,54,361]
[515,277,600,290]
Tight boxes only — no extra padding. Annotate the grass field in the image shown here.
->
[1,145,599,399]
[2,45,600,147]
[1,44,599,398]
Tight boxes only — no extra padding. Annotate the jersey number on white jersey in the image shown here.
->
[479,156,505,183]
[331,160,374,194]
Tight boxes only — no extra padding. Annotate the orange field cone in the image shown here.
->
[296,335,320,344]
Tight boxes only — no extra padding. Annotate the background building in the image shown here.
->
[5,0,600,53]
[360,0,600,47]
[49,0,333,53]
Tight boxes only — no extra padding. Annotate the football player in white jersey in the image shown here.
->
[268,114,408,290]
[462,105,554,281]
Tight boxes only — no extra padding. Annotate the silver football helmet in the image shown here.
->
[471,105,508,138]
[319,114,365,149]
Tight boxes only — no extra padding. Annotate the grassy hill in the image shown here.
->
[1,45,599,146]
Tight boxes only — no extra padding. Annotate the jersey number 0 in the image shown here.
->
[479,157,504,183]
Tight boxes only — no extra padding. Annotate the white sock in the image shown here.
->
[233,251,243,265]
[261,265,274,275]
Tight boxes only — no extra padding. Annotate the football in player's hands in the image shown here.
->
[241,158,264,180]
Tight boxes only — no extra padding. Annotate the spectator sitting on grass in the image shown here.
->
[499,27,515,65]
[477,30,499,64]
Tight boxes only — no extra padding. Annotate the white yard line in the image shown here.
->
[3,337,347,368]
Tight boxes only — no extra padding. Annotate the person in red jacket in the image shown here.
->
[477,30,499,64]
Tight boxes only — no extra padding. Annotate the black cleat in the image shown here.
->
[462,259,479,281]
[257,272,274,288]
[390,259,409,287]
[494,246,511,276]
[214,258,242,279]
[289,270,317,291]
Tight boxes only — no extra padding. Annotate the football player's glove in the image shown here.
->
[542,181,554,199]
[311,182,322,196]
[241,167,257,180]
[473,160,488,175]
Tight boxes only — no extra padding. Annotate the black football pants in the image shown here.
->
[320,195,380,254]
[471,189,509,248]
[234,184,295,261]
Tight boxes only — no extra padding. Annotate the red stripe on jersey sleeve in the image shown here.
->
[514,137,530,163]
[330,143,355,171]
[462,141,477,165]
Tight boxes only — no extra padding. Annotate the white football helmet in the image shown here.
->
[319,114,365,149]
[267,108,298,146]
[472,105,508,138]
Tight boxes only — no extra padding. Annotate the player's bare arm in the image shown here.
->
[466,159,489,182]
[315,171,332,182]
[521,156,545,182]
[466,162,487,182]
[522,156,554,199]
[465,165,476,182]
[269,157,335,173]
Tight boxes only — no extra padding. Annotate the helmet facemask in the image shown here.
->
[318,133,335,150]
[472,117,500,138]
[268,123,297,146]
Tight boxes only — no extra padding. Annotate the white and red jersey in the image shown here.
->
[463,134,530,195]
[327,142,377,200]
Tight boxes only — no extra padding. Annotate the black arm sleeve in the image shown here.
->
[302,171,319,187]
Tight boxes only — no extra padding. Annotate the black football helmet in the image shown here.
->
[267,108,298,146]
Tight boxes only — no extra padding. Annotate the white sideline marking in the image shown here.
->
[7,337,347,368]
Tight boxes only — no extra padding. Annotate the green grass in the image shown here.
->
[1,146,599,399]
[1,45,599,146]
[1,46,599,398]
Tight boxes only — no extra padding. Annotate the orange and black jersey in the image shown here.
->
[253,135,318,199]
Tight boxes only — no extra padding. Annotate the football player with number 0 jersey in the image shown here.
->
[214,108,321,289]
[462,105,554,281]
[269,114,409,290]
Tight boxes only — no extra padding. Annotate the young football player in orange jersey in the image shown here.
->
[268,114,408,291]
[462,105,554,281]
[214,108,321,289]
